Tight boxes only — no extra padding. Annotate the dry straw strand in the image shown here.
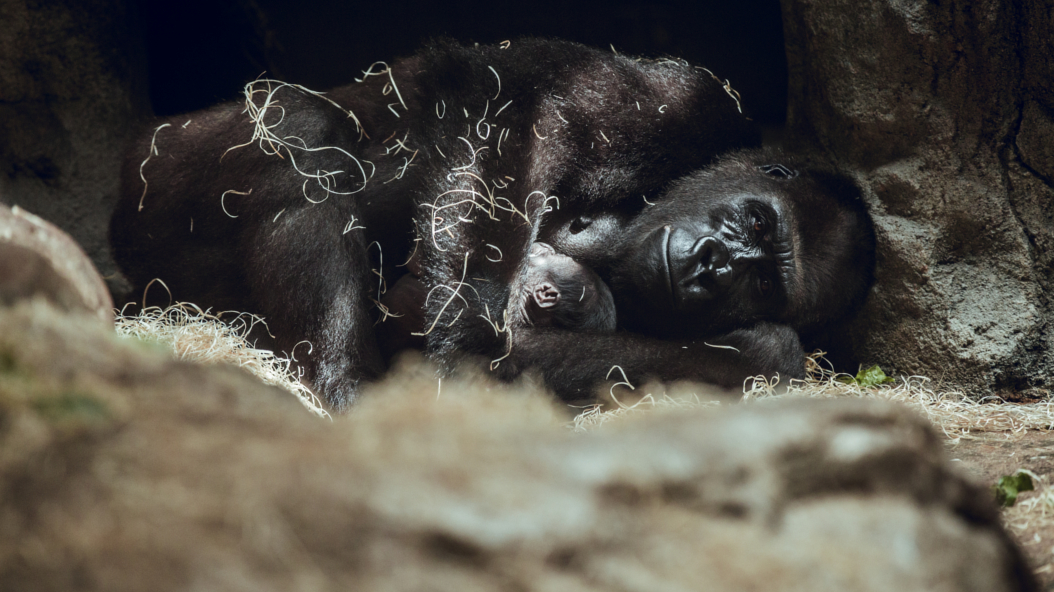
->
[488,65,501,101]
[138,123,172,211]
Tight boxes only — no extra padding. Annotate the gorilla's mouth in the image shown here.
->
[612,223,679,322]
[660,225,674,308]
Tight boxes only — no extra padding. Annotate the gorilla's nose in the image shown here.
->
[692,236,730,273]
[667,230,732,307]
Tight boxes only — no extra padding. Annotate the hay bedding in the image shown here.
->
[573,353,1054,438]
[113,305,1054,434]
[112,304,1054,437]
[114,304,329,418]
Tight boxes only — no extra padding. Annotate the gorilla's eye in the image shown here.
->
[758,276,774,297]
[569,215,594,234]
[753,217,766,236]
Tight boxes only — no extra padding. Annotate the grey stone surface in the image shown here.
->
[0,0,148,296]
[0,203,113,322]
[0,300,1035,590]
[781,0,1054,395]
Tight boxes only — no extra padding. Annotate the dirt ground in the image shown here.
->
[948,430,1054,589]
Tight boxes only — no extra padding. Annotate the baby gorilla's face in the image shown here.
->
[520,243,616,332]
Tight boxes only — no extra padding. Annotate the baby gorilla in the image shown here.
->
[377,243,614,361]
[516,242,616,332]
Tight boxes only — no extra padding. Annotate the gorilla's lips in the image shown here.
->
[660,225,673,309]
[628,225,676,312]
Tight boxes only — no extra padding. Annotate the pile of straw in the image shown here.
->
[114,305,1054,437]
[114,304,329,418]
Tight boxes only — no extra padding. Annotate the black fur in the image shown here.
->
[110,38,873,408]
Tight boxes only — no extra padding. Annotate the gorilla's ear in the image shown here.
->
[758,164,798,179]
[529,242,556,257]
[533,284,560,308]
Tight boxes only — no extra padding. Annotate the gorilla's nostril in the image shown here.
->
[694,236,730,271]
[699,244,713,266]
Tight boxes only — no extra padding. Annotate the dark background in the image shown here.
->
[140,0,787,131]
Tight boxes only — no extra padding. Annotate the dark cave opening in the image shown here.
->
[140,0,787,133]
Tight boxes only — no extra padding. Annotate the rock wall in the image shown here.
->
[0,0,148,294]
[781,0,1054,395]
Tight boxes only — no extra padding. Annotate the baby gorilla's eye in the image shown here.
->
[569,215,594,234]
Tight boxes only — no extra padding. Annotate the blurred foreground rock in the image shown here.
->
[0,204,113,322]
[0,300,1036,591]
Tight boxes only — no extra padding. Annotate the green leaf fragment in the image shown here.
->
[837,365,896,388]
[994,471,1035,507]
[855,365,895,388]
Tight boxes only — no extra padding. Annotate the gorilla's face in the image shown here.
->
[608,190,796,337]
[540,150,876,340]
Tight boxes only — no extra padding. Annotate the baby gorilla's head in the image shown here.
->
[518,243,616,332]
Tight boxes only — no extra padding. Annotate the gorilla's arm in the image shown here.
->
[501,323,805,400]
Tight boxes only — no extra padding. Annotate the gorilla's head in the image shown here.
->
[543,149,876,339]
[514,242,617,333]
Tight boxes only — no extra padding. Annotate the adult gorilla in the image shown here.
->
[111,38,875,409]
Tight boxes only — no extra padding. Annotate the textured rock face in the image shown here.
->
[0,301,1035,591]
[781,0,1054,394]
[0,0,148,294]
[0,204,112,322]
